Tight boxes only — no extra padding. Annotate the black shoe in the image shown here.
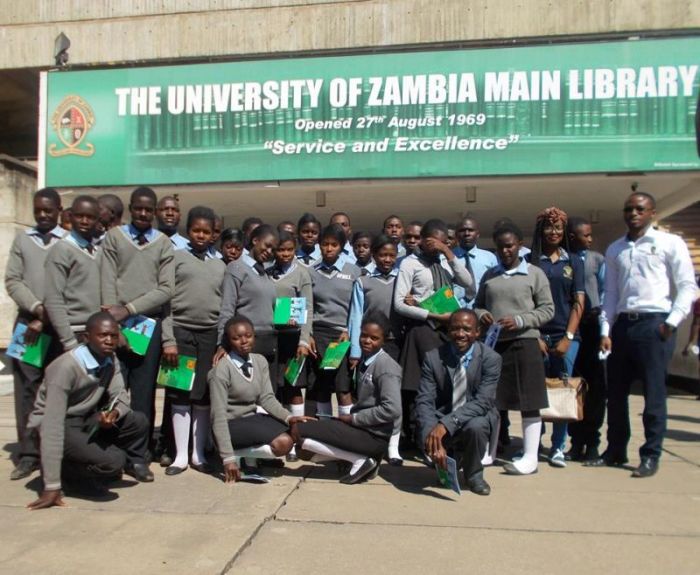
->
[388,457,404,467]
[159,453,173,468]
[582,452,628,468]
[62,476,111,497]
[10,458,40,480]
[565,445,585,462]
[340,458,378,485]
[285,453,299,463]
[190,462,212,474]
[582,445,600,462]
[165,465,187,476]
[258,458,284,469]
[466,472,491,496]
[368,459,381,480]
[631,457,659,478]
[124,462,154,482]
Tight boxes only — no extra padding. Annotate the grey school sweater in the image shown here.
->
[44,237,101,350]
[5,228,66,317]
[100,226,174,317]
[162,250,226,347]
[28,348,130,490]
[309,260,361,331]
[208,353,291,463]
[474,263,555,341]
[218,258,278,344]
[270,262,313,346]
[351,349,402,438]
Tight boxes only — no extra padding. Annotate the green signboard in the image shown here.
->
[43,37,700,187]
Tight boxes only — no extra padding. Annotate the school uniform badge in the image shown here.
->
[563,265,573,279]
[48,95,96,157]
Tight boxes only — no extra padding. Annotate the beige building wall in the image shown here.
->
[0,0,698,69]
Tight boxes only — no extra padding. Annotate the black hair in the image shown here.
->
[242,216,264,233]
[371,233,397,254]
[157,195,179,209]
[449,308,478,326]
[86,311,118,331]
[330,211,350,222]
[297,212,321,230]
[222,315,254,350]
[319,223,346,245]
[278,230,297,245]
[406,220,423,228]
[71,194,98,211]
[530,217,571,270]
[420,218,448,239]
[249,223,278,243]
[383,214,403,228]
[220,227,244,246]
[361,312,390,338]
[628,191,657,209]
[492,222,524,242]
[277,220,296,232]
[186,205,216,231]
[566,216,590,235]
[98,194,124,218]
[352,231,372,245]
[130,186,157,205]
[34,187,61,207]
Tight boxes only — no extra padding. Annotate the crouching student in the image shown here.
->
[295,314,402,484]
[415,310,501,496]
[26,312,153,510]
[209,316,313,482]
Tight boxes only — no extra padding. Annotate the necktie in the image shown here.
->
[464,249,474,278]
[38,232,52,246]
[85,243,95,255]
[241,361,252,378]
[192,249,206,261]
[420,253,450,291]
[253,262,266,276]
[360,268,369,276]
[270,266,281,280]
[452,358,468,411]
[135,232,148,246]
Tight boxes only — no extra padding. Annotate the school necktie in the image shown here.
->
[191,249,206,261]
[464,249,474,278]
[241,361,252,378]
[253,262,266,276]
[421,253,451,291]
[37,232,53,246]
[360,268,369,276]
[135,232,148,246]
[85,243,95,255]
[452,357,468,411]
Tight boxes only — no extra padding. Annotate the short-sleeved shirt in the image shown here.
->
[535,249,585,337]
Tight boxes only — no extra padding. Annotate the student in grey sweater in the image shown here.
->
[474,222,554,476]
[5,187,66,481]
[161,206,226,476]
[296,314,402,484]
[26,312,152,510]
[268,231,313,433]
[208,316,313,482]
[308,224,362,417]
[100,186,174,447]
[44,195,102,352]
[216,224,280,379]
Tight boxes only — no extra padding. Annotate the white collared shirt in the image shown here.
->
[600,226,697,336]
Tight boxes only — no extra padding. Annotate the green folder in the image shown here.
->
[418,285,461,315]
[121,315,156,356]
[6,323,51,368]
[320,341,351,370]
[273,297,307,325]
[156,355,196,392]
[284,356,306,386]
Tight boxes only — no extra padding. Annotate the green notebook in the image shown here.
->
[284,356,306,386]
[6,323,51,368]
[273,297,307,325]
[121,315,156,356]
[320,341,351,370]
[419,285,461,315]
[156,355,197,392]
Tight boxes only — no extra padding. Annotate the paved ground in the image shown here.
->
[0,384,698,575]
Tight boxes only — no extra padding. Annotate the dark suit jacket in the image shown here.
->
[415,340,501,446]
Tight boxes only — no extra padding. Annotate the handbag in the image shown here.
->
[540,375,587,422]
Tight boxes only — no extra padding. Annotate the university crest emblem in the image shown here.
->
[48,95,95,157]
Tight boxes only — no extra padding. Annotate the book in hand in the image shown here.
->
[273,297,307,325]
[319,341,351,370]
[284,355,306,386]
[419,285,461,315]
[436,456,462,496]
[121,315,156,356]
[156,355,197,392]
[7,323,51,368]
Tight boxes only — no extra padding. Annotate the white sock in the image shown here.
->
[171,405,191,469]
[512,417,541,474]
[289,403,305,417]
[302,438,364,469]
[191,405,210,466]
[388,431,402,460]
[316,401,332,416]
[481,443,494,466]
[310,453,335,463]
[237,444,276,460]
[338,404,353,416]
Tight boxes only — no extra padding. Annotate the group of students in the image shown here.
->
[6,184,697,509]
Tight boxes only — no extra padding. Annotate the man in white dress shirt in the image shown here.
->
[589,192,696,477]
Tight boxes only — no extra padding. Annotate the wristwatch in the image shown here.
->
[565,331,574,341]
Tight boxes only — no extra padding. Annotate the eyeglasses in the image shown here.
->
[623,206,649,214]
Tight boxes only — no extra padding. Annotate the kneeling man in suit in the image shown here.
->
[416,309,501,495]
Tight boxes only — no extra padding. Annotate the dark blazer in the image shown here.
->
[415,340,501,446]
